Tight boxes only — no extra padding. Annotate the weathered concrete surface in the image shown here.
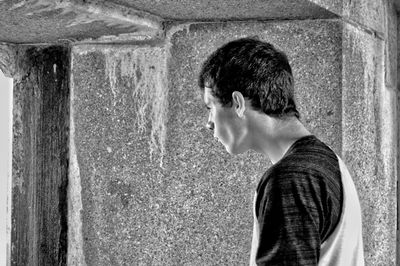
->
[385,0,397,89]
[12,46,69,266]
[107,0,337,20]
[342,23,396,265]
[70,19,343,265]
[0,44,17,78]
[309,0,386,36]
[0,0,162,44]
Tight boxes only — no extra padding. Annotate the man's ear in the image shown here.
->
[232,91,246,118]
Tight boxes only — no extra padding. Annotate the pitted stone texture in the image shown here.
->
[167,20,342,264]
[106,0,336,20]
[71,45,171,265]
[342,23,396,265]
[309,0,385,35]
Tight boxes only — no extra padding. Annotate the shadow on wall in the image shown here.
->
[0,70,12,266]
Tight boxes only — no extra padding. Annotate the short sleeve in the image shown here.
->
[255,169,323,266]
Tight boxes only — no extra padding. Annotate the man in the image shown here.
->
[198,38,364,265]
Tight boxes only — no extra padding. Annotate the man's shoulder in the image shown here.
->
[257,137,341,192]
[280,136,339,170]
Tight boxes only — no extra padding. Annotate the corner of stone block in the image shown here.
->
[164,22,193,42]
[0,43,18,78]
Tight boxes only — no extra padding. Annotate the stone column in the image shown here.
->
[307,0,398,264]
[10,46,69,266]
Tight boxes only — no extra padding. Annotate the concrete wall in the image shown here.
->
[67,17,397,265]
[69,20,343,265]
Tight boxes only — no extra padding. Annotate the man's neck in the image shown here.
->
[249,115,311,164]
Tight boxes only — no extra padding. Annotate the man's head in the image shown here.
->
[199,37,299,119]
[199,38,300,154]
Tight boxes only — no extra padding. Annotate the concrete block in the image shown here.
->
[309,0,385,35]
[111,0,336,20]
[342,22,396,265]
[70,44,171,265]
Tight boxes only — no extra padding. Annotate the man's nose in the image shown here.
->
[206,121,214,130]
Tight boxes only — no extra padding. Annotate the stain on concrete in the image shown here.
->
[103,47,169,167]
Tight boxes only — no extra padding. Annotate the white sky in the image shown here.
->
[0,71,12,266]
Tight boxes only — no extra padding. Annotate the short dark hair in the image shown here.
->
[198,38,299,119]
